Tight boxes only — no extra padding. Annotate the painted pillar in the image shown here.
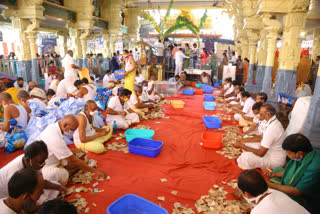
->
[303,63,320,148]
[311,29,320,62]
[239,33,249,60]
[80,29,90,68]
[58,32,68,57]
[255,29,268,93]
[245,30,259,92]
[274,9,309,97]
[69,28,82,67]
[27,31,41,84]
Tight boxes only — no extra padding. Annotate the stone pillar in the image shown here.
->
[127,8,140,47]
[58,31,68,57]
[302,63,320,148]
[69,28,82,66]
[101,31,110,57]
[261,17,281,99]
[239,32,249,59]
[255,29,268,93]
[274,3,310,97]
[311,29,320,62]
[27,31,41,84]
[245,30,259,92]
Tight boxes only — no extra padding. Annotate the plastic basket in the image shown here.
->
[128,138,163,158]
[124,129,155,142]
[190,82,197,87]
[213,83,221,87]
[203,87,213,94]
[204,95,214,101]
[114,70,125,79]
[107,194,168,214]
[203,102,216,110]
[194,89,204,95]
[201,132,223,149]
[203,116,222,129]
[183,89,195,95]
[172,100,185,108]
[195,84,205,88]
[218,80,223,83]
[79,68,91,83]
[200,85,210,90]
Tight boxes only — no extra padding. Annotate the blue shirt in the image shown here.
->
[168,77,175,82]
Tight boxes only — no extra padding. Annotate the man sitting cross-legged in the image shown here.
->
[233,105,286,170]
[73,100,112,154]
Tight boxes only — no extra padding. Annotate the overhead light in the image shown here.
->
[300,31,306,37]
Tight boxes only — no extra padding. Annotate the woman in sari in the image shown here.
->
[263,134,320,214]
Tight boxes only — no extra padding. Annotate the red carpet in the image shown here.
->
[0,90,243,213]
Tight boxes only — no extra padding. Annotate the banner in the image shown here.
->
[42,38,57,55]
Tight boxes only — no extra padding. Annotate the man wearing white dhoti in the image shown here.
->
[62,50,81,94]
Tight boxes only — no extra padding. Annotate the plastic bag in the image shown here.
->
[58,97,85,117]
[94,113,106,128]
[4,119,28,154]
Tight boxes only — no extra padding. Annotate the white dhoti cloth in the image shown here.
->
[148,94,161,102]
[175,62,183,76]
[234,113,243,121]
[229,101,239,105]
[42,163,69,185]
[65,77,79,94]
[107,113,139,130]
[237,143,285,170]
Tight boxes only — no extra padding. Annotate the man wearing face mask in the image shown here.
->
[128,85,153,116]
[0,141,66,202]
[0,168,45,214]
[106,88,140,129]
[237,170,309,214]
[123,49,136,92]
[233,105,286,170]
[263,134,320,214]
[0,93,28,148]
[73,100,112,154]
[38,115,107,185]
[14,77,29,91]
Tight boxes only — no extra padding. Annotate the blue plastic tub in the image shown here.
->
[107,194,168,214]
[203,87,213,94]
[183,89,195,95]
[203,116,222,129]
[213,83,221,87]
[203,102,216,111]
[128,138,163,158]
[124,129,155,142]
[200,84,210,89]
[195,83,205,88]
[204,95,214,101]
[114,70,125,79]
[218,80,223,83]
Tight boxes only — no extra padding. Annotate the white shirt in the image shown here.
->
[103,74,116,87]
[0,199,16,214]
[49,79,59,92]
[133,50,140,62]
[224,85,234,96]
[62,54,77,80]
[175,51,189,64]
[261,116,286,159]
[251,189,310,214]
[37,122,73,166]
[147,81,155,97]
[190,47,199,57]
[14,81,28,91]
[135,74,145,85]
[230,55,237,63]
[128,92,139,110]
[56,79,67,98]
[107,96,130,122]
[0,155,24,199]
[73,112,96,146]
[140,90,149,102]
[82,85,96,102]
[242,97,255,117]
[154,43,165,56]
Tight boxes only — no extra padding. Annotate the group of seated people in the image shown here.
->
[219,77,320,213]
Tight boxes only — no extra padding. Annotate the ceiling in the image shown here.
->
[130,0,227,8]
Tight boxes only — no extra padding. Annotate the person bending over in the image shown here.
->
[0,168,45,214]
[128,85,154,116]
[237,170,309,214]
[17,90,47,115]
[263,134,320,213]
[73,100,112,154]
[38,199,77,214]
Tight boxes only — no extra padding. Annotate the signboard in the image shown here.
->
[42,38,57,54]
[223,64,236,81]
[120,25,128,34]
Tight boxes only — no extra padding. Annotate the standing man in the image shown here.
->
[171,44,179,71]
[175,48,189,76]
[123,50,136,92]
[190,43,199,69]
[62,50,81,94]
[154,40,164,65]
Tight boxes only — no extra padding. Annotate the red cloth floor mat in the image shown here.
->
[0,91,243,213]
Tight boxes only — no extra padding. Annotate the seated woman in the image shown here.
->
[106,89,140,129]
[135,70,145,85]
[73,100,112,154]
[263,134,320,214]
